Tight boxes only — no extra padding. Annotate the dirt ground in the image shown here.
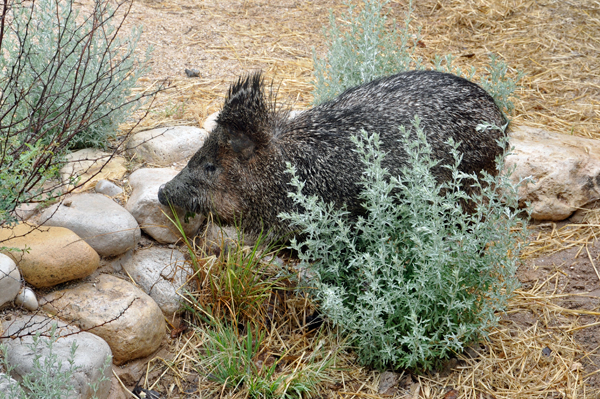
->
[517,235,600,388]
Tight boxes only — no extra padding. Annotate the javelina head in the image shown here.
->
[158,72,278,224]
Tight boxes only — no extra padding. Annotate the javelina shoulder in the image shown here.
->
[158,70,507,239]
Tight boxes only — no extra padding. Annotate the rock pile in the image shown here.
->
[0,126,204,399]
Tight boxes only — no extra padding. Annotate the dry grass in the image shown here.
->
[98,0,600,397]
[135,275,598,398]
[118,0,599,140]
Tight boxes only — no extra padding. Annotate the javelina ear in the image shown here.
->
[217,72,272,156]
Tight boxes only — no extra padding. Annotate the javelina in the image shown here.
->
[158,70,507,238]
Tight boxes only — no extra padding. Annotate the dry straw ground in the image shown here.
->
[102,0,600,397]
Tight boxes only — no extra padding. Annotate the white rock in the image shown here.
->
[125,168,203,244]
[120,247,192,316]
[94,179,123,197]
[39,194,141,257]
[0,254,20,308]
[505,126,600,221]
[60,148,127,193]
[127,126,208,166]
[15,287,38,311]
[1,315,112,399]
[203,111,220,132]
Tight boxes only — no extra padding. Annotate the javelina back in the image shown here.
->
[158,70,507,238]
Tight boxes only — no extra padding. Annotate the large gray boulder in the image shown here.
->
[0,372,25,398]
[117,247,192,316]
[39,194,141,258]
[127,126,208,166]
[1,315,112,399]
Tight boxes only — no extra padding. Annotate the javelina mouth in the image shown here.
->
[157,184,169,206]
[157,182,203,215]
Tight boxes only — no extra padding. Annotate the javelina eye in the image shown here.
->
[205,163,216,173]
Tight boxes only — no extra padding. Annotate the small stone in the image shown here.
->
[60,148,127,193]
[203,111,219,132]
[95,179,124,197]
[0,254,21,308]
[1,315,112,399]
[127,126,208,166]
[184,68,200,77]
[126,168,203,244]
[40,274,166,365]
[15,287,38,311]
[0,223,100,288]
[39,194,141,257]
[542,347,552,357]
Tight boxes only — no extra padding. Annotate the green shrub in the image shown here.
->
[312,0,422,105]
[280,119,527,370]
[0,0,154,227]
[312,0,522,116]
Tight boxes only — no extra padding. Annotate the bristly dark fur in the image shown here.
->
[158,70,508,239]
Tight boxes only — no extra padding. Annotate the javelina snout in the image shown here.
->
[158,70,507,239]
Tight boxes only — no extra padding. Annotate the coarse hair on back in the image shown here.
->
[217,72,291,145]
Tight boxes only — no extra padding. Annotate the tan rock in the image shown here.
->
[40,274,166,365]
[0,223,100,288]
[505,126,600,221]
[60,148,127,193]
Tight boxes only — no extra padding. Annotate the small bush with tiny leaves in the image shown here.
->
[280,119,527,370]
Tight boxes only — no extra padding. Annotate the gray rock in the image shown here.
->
[39,193,141,257]
[125,168,203,244]
[0,254,20,308]
[13,203,38,221]
[94,180,123,197]
[0,372,25,398]
[127,126,208,166]
[378,371,400,395]
[505,126,600,221]
[120,247,192,316]
[1,315,112,399]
